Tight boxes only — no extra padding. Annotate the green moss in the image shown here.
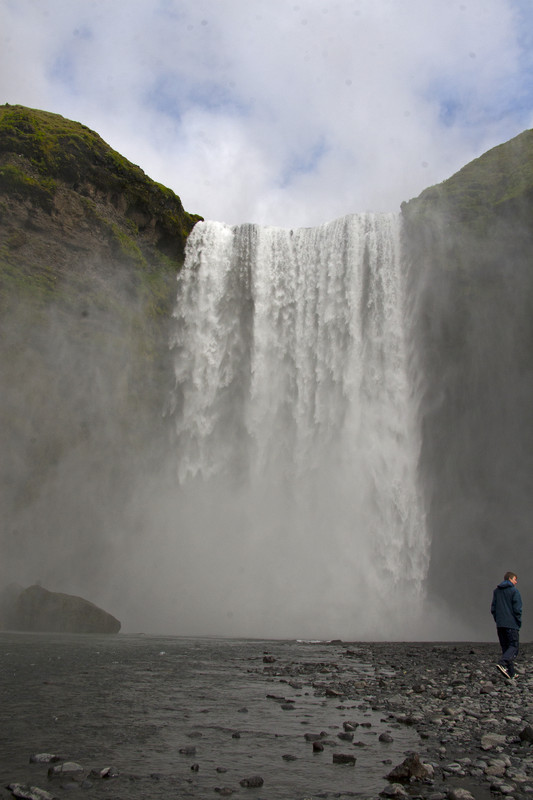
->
[108,221,146,266]
[0,163,55,209]
[0,255,58,307]
[0,103,202,266]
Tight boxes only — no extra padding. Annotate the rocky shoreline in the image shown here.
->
[1,638,533,800]
[256,640,533,799]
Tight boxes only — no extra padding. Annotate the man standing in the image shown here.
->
[491,571,522,680]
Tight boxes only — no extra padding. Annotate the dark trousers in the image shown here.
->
[497,627,519,677]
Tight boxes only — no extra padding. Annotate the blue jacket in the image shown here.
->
[491,580,522,630]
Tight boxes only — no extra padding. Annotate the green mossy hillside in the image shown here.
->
[0,104,202,319]
[402,128,533,232]
[0,103,202,261]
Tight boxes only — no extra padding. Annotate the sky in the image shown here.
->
[2,0,533,227]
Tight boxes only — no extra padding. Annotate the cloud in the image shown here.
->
[1,0,533,225]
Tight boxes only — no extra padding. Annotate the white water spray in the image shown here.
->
[169,214,428,639]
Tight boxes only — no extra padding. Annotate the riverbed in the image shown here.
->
[0,634,531,799]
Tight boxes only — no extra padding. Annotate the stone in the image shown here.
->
[519,725,533,743]
[481,732,507,750]
[239,775,264,787]
[325,688,344,697]
[443,762,465,775]
[8,785,56,800]
[304,733,324,742]
[47,762,84,776]
[337,731,354,741]
[448,790,476,800]
[497,783,516,795]
[29,754,61,764]
[442,706,462,717]
[97,766,119,778]
[380,783,409,798]
[386,753,434,782]
[332,753,356,765]
[485,761,506,777]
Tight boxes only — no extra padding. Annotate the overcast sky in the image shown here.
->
[2,0,533,227]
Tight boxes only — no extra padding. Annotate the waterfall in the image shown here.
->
[169,214,428,639]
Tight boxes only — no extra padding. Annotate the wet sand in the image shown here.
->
[0,634,531,799]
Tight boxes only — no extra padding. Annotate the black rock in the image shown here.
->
[239,775,264,787]
[332,753,356,765]
[520,725,533,743]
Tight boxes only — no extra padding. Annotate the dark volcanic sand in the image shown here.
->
[0,634,532,800]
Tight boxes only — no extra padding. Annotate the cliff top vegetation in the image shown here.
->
[402,128,533,231]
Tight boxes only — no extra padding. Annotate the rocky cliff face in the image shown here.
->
[0,105,202,612]
[0,104,201,289]
[402,130,533,631]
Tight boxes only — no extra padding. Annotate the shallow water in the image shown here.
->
[0,633,418,799]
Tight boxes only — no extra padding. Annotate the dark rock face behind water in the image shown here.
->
[402,129,533,638]
[0,584,120,633]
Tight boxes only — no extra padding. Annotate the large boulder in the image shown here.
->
[1,584,121,633]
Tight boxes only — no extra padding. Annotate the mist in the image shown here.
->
[0,212,489,641]
[403,183,533,643]
[3,182,533,641]
[0,263,174,626]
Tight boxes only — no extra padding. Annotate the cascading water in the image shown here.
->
[169,214,428,639]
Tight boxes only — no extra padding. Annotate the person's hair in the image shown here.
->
[504,571,517,581]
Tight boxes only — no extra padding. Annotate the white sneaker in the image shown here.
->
[497,664,511,680]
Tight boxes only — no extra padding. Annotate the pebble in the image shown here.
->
[28,754,61,765]
[239,775,264,787]
[8,786,56,800]
[47,761,84,776]
[448,790,476,800]
[178,746,196,755]
[332,753,356,765]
